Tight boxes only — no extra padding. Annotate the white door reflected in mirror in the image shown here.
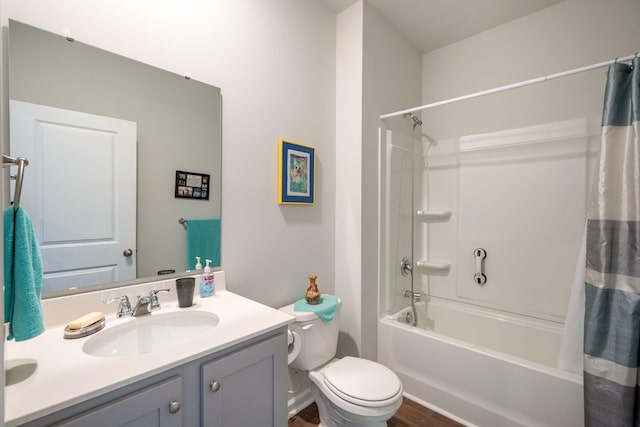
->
[10,100,137,293]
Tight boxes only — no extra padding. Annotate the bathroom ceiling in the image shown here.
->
[320,0,565,53]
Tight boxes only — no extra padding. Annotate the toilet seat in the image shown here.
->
[321,357,402,408]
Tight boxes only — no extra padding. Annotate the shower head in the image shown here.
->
[403,113,423,126]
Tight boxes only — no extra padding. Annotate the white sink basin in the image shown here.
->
[82,310,219,358]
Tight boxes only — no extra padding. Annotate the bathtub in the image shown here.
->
[377,299,583,427]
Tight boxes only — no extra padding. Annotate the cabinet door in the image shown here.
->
[54,376,183,427]
[201,334,287,427]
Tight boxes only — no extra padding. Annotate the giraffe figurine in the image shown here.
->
[305,275,321,305]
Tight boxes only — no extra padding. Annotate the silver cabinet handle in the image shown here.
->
[123,248,133,257]
[169,400,181,414]
[210,380,221,392]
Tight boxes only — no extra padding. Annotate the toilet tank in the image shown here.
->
[279,299,341,371]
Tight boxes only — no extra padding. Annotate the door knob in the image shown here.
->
[123,248,133,257]
[169,400,181,414]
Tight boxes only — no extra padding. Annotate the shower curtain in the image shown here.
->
[584,57,640,426]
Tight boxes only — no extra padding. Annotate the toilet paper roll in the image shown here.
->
[287,329,301,365]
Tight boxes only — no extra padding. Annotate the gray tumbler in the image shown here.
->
[176,277,195,308]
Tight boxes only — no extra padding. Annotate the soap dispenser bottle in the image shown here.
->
[200,259,214,298]
[194,256,203,290]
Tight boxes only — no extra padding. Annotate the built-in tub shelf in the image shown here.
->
[416,260,451,272]
[416,210,452,222]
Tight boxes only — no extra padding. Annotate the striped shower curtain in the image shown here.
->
[584,57,640,426]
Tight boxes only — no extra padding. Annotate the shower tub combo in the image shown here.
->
[377,119,593,426]
[378,302,582,426]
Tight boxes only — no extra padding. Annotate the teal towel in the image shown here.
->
[294,294,339,322]
[4,206,44,341]
[187,219,221,269]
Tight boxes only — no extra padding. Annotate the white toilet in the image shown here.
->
[280,299,403,427]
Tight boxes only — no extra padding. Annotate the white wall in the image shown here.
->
[335,2,364,358]
[0,0,337,309]
[421,0,640,139]
[333,1,421,360]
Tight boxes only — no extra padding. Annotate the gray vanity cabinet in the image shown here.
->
[18,329,287,427]
[201,333,287,427]
[54,376,183,427]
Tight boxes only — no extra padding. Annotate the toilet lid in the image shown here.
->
[322,357,401,405]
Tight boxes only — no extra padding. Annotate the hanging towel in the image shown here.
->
[187,218,221,269]
[294,294,339,322]
[4,206,44,341]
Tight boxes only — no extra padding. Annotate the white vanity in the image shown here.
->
[5,272,293,426]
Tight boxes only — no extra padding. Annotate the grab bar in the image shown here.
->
[473,248,487,285]
[2,154,29,211]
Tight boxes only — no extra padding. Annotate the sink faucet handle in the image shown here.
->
[149,288,171,311]
[103,295,132,317]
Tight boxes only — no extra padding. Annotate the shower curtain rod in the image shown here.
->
[380,53,637,120]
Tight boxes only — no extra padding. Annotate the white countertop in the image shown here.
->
[5,275,293,426]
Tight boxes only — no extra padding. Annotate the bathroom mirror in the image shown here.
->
[7,20,222,297]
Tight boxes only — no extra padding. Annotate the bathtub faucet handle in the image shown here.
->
[400,257,413,277]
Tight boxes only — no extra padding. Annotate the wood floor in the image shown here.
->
[288,397,464,427]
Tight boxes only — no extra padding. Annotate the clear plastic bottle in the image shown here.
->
[200,259,214,298]
[194,256,203,290]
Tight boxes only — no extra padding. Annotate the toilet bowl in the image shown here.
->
[280,298,403,426]
[309,357,403,427]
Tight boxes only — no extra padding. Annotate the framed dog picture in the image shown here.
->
[277,140,315,205]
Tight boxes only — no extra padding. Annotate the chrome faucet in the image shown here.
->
[103,295,133,318]
[149,288,170,311]
[131,288,171,316]
[104,288,171,318]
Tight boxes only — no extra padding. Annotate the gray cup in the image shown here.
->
[176,277,195,308]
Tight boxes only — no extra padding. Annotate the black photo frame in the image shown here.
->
[175,170,210,200]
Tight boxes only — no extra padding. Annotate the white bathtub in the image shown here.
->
[378,300,583,427]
